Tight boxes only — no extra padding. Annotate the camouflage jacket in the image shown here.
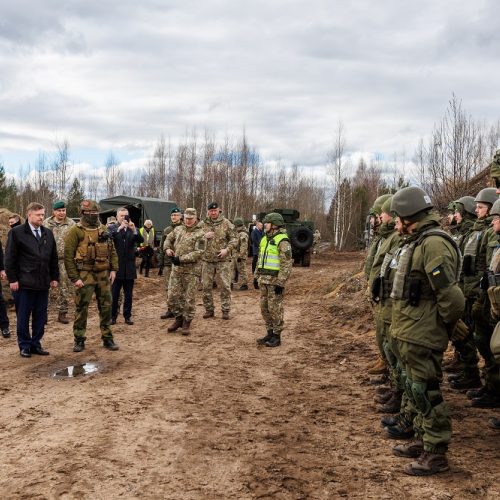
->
[255,228,293,287]
[368,221,395,289]
[199,215,237,262]
[165,222,206,276]
[43,216,76,259]
[64,222,118,282]
[234,225,249,260]
[159,221,182,266]
[364,229,382,279]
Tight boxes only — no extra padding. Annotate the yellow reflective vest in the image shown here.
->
[257,233,289,276]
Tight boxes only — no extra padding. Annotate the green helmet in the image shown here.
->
[233,217,244,226]
[474,187,497,206]
[79,200,100,213]
[263,212,285,227]
[447,201,456,212]
[390,187,433,219]
[381,195,393,215]
[454,196,476,216]
[373,194,392,215]
[490,198,500,217]
[489,149,500,180]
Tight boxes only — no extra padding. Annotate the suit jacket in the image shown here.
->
[5,221,59,290]
[109,224,143,279]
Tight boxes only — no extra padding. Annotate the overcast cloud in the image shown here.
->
[1,0,499,175]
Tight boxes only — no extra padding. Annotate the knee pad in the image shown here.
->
[411,381,432,417]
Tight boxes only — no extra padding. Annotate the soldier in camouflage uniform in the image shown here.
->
[232,217,249,290]
[158,207,183,319]
[164,208,205,335]
[43,200,75,324]
[200,202,238,320]
[254,212,293,348]
[64,200,119,352]
[388,187,464,476]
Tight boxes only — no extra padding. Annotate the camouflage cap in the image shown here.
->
[474,187,498,206]
[106,216,117,224]
[233,217,244,226]
[53,200,65,210]
[373,194,392,215]
[263,212,285,227]
[80,200,99,212]
[184,208,197,219]
[489,149,500,180]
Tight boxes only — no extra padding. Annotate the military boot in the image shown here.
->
[367,356,387,375]
[239,284,249,291]
[377,391,402,414]
[265,333,281,348]
[447,371,465,382]
[161,310,174,319]
[1,327,10,338]
[404,452,449,476]
[392,440,424,458]
[449,371,482,391]
[73,338,85,353]
[488,417,500,430]
[103,338,119,351]
[381,414,400,428]
[222,311,230,320]
[168,316,184,332]
[385,416,414,440]
[58,312,70,324]
[203,310,215,319]
[257,329,273,345]
[466,385,487,400]
[181,319,191,336]
[443,352,464,373]
[374,389,393,404]
[470,392,500,408]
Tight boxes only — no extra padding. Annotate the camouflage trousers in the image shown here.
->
[232,257,248,286]
[164,264,173,308]
[202,260,232,313]
[73,270,113,340]
[260,283,285,334]
[50,260,73,314]
[168,269,199,321]
[397,339,451,454]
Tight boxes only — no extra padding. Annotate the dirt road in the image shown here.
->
[0,251,499,499]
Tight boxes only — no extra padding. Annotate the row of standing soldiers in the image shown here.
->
[363,152,500,476]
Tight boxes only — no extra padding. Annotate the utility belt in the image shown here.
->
[258,268,279,276]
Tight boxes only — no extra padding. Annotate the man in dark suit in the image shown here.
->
[5,202,59,357]
[109,207,143,325]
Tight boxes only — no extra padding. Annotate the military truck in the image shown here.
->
[258,208,314,267]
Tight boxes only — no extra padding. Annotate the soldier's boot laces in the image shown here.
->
[161,310,174,319]
[103,338,119,351]
[257,330,273,345]
[404,452,449,476]
[392,440,424,459]
[168,316,184,332]
[367,356,388,375]
[181,319,191,336]
[73,339,85,353]
[265,333,281,348]
[58,312,70,324]
[203,310,215,319]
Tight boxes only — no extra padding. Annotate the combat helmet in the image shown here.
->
[454,196,476,216]
[390,187,433,219]
[373,194,392,216]
[381,195,393,215]
[263,212,285,227]
[491,198,500,217]
[233,217,245,227]
[474,187,498,206]
[79,200,100,213]
[447,201,456,212]
[489,149,500,180]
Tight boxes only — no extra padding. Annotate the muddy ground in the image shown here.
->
[0,250,499,499]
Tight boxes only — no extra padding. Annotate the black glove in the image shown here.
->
[274,285,284,295]
[172,256,181,266]
[158,267,163,276]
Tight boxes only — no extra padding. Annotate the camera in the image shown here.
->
[124,215,130,222]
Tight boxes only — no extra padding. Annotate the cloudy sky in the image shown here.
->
[1,0,499,177]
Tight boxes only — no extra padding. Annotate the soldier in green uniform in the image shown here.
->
[389,187,464,476]
[43,200,75,324]
[64,200,119,352]
[232,217,249,290]
[164,208,206,335]
[254,212,293,348]
[158,207,183,319]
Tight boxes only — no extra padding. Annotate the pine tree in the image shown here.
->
[66,178,85,217]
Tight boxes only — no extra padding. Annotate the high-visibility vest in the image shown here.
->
[257,233,289,275]
[139,227,155,247]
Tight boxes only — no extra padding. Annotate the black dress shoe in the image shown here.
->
[125,319,134,325]
[20,348,31,358]
[31,346,50,355]
[1,328,10,338]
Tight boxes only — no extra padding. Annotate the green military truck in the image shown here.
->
[258,208,314,267]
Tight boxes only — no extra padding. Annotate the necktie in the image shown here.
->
[35,229,41,241]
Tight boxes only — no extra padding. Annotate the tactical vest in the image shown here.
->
[257,233,289,276]
[75,224,112,272]
[462,230,483,277]
[488,245,500,287]
[391,228,461,302]
[140,227,155,247]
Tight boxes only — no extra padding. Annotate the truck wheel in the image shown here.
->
[290,227,314,250]
[301,251,311,267]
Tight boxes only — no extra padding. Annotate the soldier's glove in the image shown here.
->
[448,319,470,342]
[172,256,181,266]
[274,285,284,295]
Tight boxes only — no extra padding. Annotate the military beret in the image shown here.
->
[170,207,181,214]
[184,208,197,218]
[208,202,218,210]
[53,200,65,209]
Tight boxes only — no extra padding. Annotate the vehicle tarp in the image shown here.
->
[98,195,178,230]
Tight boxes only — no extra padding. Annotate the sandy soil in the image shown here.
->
[0,250,499,499]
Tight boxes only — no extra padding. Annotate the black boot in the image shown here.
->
[385,416,414,439]
[168,316,184,332]
[257,329,273,345]
[73,338,85,353]
[103,338,119,351]
[449,372,482,390]
[265,333,281,347]
[161,310,174,319]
